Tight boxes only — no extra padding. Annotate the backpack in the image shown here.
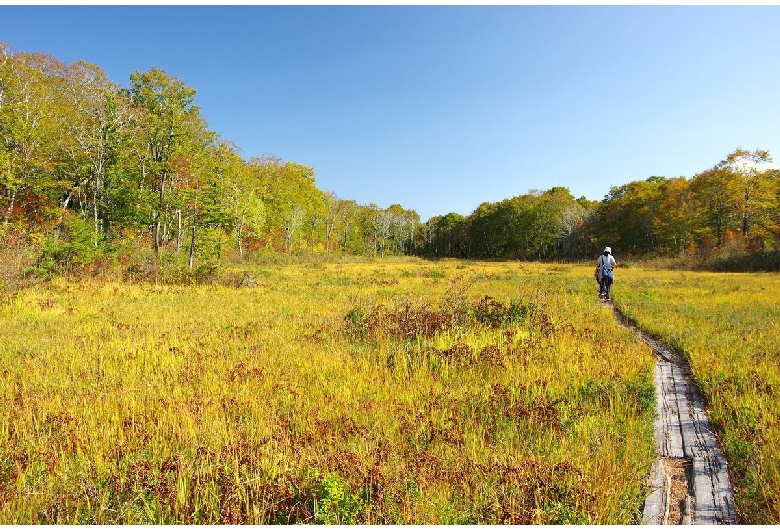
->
[599,254,614,283]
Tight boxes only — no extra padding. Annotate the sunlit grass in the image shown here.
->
[0,259,655,523]
[614,267,780,524]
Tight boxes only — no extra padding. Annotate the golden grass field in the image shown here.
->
[0,258,777,523]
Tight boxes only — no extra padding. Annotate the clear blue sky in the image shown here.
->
[2,5,779,221]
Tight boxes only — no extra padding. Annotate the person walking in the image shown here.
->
[596,247,617,300]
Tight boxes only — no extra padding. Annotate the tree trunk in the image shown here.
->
[343,222,350,252]
[237,212,245,259]
[93,191,100,247]
[189,211,196,269]
[155,170,167,255]
[154,220,161,255]
[3,190,16,225]
[176,209,182,251]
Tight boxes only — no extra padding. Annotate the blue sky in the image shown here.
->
[1,5,779,220]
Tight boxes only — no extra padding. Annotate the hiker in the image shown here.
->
[595,246,617,300]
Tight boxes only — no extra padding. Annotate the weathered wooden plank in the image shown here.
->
[691,453,736,525]
[656,362,685,458]
[642,459,669,525]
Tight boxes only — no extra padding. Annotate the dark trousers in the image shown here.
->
[600,277,612,299]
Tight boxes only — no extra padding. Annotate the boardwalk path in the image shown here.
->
[609,304,737,525]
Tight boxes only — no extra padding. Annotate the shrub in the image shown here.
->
[37,214,106,274]
[313,472,364,524]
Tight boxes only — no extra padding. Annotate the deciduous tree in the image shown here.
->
[129,67,203,254]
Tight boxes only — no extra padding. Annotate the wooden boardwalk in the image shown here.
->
[612,306,737,525]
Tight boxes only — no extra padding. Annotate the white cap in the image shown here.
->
[604,247,611,253]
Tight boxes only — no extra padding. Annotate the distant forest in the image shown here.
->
[2,42,779,277]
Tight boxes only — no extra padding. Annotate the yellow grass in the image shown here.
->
[0,259,656,523]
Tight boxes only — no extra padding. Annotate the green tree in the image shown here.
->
[383,203,419,255]
[0,47,63,227]
[249,156,324,253]
[434,212,468,257]
[129,67,204,255]
[652,177,695,255]
[57,60,135,243]
[690,166,741,247]
[526,187,583,259]
[468,201,501,257]
[596,177,666,255]
[332,198,362,254]
[218,142,263,259]
[183,141,237,266]
[718,148,776,245]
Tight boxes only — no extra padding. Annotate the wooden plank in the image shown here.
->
[656,362,685,458]
[642,459,669,525]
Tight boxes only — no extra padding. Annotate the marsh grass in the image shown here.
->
[614,268,780,524]
[0,259,655,523]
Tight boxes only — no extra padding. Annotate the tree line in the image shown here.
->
[0,43,421,269]
[2,42,778,274]
[424,149,780,269]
